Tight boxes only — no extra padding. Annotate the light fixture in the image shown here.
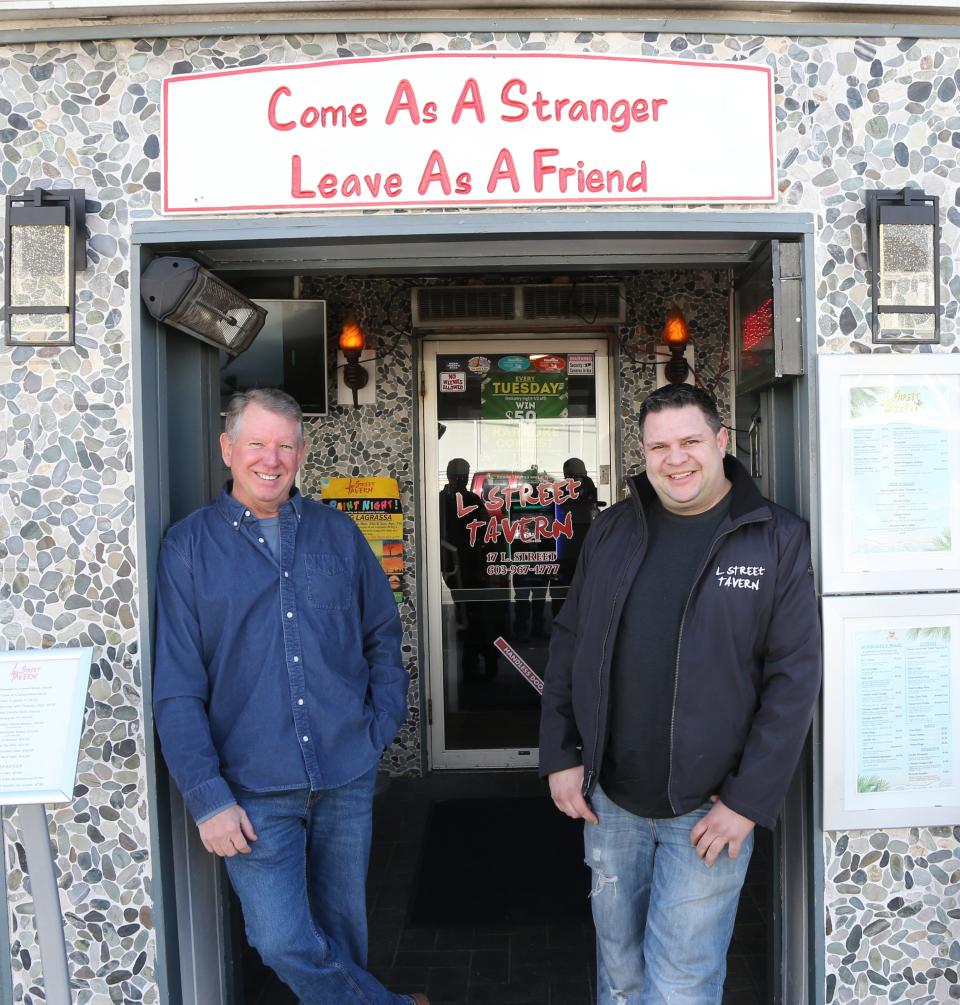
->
[140,256,267,355]
[662,307,691,384]
[4,188,86,347]
[866,187,940,344]
[338,314,368,409]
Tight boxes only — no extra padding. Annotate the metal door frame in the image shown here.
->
[730,237,820,1005]
[419,335,616,769]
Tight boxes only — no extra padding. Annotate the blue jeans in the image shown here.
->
[585,785,754,1005]
[224,768,409,1005]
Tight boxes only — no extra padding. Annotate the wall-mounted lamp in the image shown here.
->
[4,188,86,347]
[338,314,369,409]
[866,187,940,344]
[140,256,267,355]
[662,308,692,384]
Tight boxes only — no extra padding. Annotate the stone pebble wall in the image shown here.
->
[0,23,957,1005]
[825,827,960,1004]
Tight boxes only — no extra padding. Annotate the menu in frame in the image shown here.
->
[0,647,92,806]
[824,595,960,829]
[852,624,953,798]
[844,375,957,560]
[819,356,960,593]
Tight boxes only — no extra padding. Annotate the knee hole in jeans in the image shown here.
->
[588,865,620,899]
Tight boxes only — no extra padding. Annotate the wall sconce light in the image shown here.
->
[140,256,267,355]
[866,187,940,344]
[4,187,86,347]
[662,307,692,384]
[338,314,369,409]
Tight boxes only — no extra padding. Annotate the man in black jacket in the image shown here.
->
[539,383,821,1005]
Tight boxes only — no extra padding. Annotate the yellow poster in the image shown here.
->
[320,477,404,602]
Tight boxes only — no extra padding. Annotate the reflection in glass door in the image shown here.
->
[423,339,612,768]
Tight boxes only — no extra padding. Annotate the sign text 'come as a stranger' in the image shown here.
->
[163,52,776,213]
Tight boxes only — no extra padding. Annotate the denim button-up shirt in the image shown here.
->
[153,484,408,824]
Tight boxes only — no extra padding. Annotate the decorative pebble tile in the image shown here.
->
[0,23,956,1005]
[825,827,960,1003]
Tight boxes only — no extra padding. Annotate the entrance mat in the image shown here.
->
[409,796,591,926]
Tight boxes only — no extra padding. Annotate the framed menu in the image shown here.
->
[0,647,92,806]
[818,354,960,593]
[823,594,959,829]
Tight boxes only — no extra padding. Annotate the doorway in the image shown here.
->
[133,213,820,1005]
[421,338,615,769]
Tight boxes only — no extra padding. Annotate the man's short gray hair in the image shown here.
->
[224,388,304,444]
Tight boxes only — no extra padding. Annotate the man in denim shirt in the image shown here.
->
[154,388,428,1005]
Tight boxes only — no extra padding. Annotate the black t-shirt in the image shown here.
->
[600,491,731,818]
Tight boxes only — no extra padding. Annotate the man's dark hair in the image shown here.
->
[637,384,723,439]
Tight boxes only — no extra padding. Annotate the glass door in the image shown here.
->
[422,338,613,768]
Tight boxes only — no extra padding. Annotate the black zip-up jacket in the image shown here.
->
[538,456,821,831]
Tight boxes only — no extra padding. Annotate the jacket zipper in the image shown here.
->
[583,538,643,796]
[664,514,768,813]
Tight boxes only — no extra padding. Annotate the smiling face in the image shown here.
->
[220,402,306,518]
[641,404,731,516]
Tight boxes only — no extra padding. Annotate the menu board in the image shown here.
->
[0,648,92,806]
[823,595,960,829]
[819,355,960,593]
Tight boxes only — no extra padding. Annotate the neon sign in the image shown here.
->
[742,295,773,352]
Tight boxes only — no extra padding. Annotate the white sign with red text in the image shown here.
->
[162,52,776,213]
[0,647,92,806]
[439,371,466,392]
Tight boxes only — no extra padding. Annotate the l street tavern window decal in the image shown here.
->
[162,52,776,212]
[436,352,592,569]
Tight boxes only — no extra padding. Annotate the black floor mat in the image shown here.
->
[409,796,591,926]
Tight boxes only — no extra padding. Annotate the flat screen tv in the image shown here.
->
[220,299,327,415]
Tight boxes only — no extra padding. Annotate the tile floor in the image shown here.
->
[244,770,770,1005]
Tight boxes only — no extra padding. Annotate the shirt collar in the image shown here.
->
[217,481,304,530]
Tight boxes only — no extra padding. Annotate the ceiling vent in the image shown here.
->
[412,283,625,330]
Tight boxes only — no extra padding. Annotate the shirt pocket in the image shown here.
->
[304,552,351,610]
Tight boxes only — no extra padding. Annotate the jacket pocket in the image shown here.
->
[304,552,350,610]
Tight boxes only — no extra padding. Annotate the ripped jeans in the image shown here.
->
[584,784,753,1005]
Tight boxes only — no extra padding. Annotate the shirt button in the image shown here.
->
[302,735,309,742]
[233,521,238,527]
[245,510,251,516]
[284,571,289,578]
[286,611,293,619]
[293,656,300,663]
[258,537,265,544]
[298,699,304,706]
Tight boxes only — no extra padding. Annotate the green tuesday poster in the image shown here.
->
[481,354,569,419]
